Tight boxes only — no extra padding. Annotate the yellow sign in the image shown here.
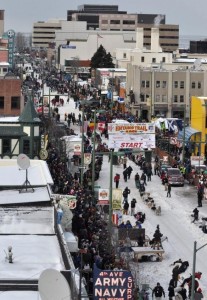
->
[112,188,122,210]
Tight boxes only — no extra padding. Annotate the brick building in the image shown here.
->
[0,76,23,116]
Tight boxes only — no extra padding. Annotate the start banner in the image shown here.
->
[108,123,155,134]
[108,134,155,149]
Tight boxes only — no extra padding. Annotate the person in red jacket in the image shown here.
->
[114,173,120,188]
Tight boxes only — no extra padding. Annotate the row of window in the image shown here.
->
[102,20,136,25]
[140,94,185,103]
[2,139,38,156]
[144,35,178,39]
[141,80,202,90]
[0,97,20,109]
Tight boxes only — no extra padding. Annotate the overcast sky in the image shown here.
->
[2,0,207,37]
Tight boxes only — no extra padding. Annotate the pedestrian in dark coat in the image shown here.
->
[123,201,129,215]
[130,198,137,216]
[127,166,133,179]
[192,207,199,223]
[123,169,128,182]
[141,172,147,185]
[168,278,176,300]
[152,282,165,299]
[167,183,171,197]
[197,189,203,207]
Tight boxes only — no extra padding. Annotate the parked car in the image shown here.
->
[166,168,184,186]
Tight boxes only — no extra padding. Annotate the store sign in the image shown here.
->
[108,123,155,134]
[191,156,204,166]
[3,29,15,66]
[98,189,109,205]
[108,134,155,149]
[93,265,133,300]
[74,143,81,155]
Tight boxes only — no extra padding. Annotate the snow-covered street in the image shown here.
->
[45,86,207,298]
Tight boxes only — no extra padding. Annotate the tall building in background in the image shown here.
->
[66,4,178,52]
[0,10,4,37]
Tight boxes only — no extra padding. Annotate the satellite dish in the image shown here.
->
[17,153,30,170]
[38,269,71,300]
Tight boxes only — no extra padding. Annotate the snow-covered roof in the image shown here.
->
[0,235,65,280]
[0,117,19,122]
[0,206,54,234]
[0,159,53,187]
[0,187,51,205]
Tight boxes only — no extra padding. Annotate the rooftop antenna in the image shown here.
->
[17,153,34,193]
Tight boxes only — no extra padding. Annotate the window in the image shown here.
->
[2,139,11,155]
[23,140,30,155]
[156,81,160,88]
[162,95,167,102]
[155,95,160,102]
[198,82,201,89]
[110,20,120,24]
[141,81,145,88]
[191,82,196,89]
[162,57,166,63]
[141,56,145,62]
[123,20,135,25]
[0,96,4,109]
[173,95,178,102]
[123,53,126,59]
[3,68,7,72]
[180,81,184,89]
[180,95,184,102]
[140,93,145,102]
[152,58,156,63]
[146,81,150,88]
[174,81,178,88]
[162,81,167,88]
[102,20,108,24]
[11,96,20,109]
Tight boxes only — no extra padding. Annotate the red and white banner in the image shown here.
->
[108,134,155,149]
[112,211,122,225]
[98,122,105,132]
[98,189,109,205]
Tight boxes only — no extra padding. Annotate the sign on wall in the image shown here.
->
[112,188,122,210]
[93,265,133,300]
[3,29,15,66]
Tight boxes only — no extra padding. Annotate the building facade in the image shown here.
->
[0,76,23,116]
[32,20,62,48]
[0,10,4,37]
[126,66,207,121]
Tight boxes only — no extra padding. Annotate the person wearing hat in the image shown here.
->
[152,282,165,300]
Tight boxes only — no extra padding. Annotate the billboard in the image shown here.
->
[108,123,155,134]
[93,265,133,300]
[108,134,155,149]
[74,142,81,155]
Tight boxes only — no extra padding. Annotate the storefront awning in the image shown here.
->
[177,126,201,141]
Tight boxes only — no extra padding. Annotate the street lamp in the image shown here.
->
[191,241,207,300]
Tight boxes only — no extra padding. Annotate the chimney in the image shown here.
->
[136,27,144,50]
[151,28,162,52]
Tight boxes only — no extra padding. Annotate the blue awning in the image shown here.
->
[177,126,201,141]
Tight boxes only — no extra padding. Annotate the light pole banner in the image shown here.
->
[74,143,81,155]
[108,134,155,149]
[84,153,91,165]
[98,189,109,205]
[108,123,155,134]
[112,188,122,210]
